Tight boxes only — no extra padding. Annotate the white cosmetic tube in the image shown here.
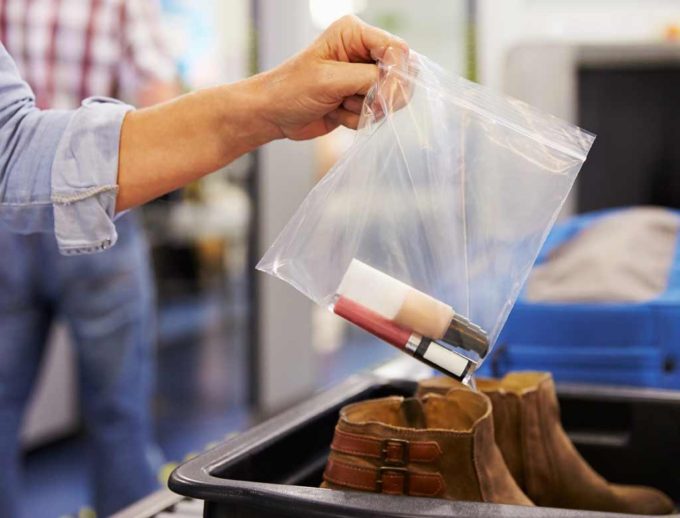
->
[337,259,453,338]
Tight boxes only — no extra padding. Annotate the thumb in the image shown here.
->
[329,61,379,98]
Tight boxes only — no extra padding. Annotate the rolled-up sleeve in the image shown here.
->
[0,44,132,255]
[51,97,132,254]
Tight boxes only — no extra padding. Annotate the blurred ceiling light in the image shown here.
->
[309,0,367,30]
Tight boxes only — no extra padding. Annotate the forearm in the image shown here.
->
[116,14,407,212]
[116,75,277,212]
[0,16,405,254]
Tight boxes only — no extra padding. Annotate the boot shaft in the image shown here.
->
[416,372,675,514]
[415,373,529,487]
[323,390,532,505]
[414,375,466,398]
[475,372,556,492]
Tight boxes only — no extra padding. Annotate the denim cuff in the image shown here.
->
[51,96,133,255]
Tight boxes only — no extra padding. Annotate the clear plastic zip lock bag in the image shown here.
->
[257,49,595,382]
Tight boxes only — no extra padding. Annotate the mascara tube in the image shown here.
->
[333,296,475,380]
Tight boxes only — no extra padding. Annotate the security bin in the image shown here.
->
[169,374,680,517]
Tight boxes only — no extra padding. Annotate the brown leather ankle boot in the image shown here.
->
[415,375,467,398]
[321,389,532,506]
[416,372,675,514]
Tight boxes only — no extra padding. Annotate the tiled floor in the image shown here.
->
[21,280,397,517]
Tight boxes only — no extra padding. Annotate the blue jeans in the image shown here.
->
[0,212,159,517]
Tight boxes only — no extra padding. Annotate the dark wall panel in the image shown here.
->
[577,67,680,212]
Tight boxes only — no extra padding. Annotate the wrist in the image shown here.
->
[217,73,283,155]
[245,71,287,142]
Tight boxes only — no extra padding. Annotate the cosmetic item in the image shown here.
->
[337,259,489,357]
[333,295,475,380]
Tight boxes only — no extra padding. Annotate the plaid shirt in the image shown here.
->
[0,0,175,109]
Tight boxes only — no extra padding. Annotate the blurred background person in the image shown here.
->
[0,0,179,516]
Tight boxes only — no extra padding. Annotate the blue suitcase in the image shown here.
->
[478,209,680,388]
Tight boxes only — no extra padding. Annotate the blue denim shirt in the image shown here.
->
[0,44,132,255]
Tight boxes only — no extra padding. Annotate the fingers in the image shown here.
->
[355,19,409,63]
[326,107,361,130]
[325,15,409,64]
[330,62,378,98]
[328,60,412,112]
[342,95,364,114]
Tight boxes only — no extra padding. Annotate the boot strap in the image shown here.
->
[323,458,444,497]
[331,428,442,464]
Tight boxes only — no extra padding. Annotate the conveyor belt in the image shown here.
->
[155,498,204,517]
[110,489,202,518]
[112,431,243,517]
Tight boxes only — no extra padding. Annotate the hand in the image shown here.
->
[253,15,409,141]
[117,16,408,212]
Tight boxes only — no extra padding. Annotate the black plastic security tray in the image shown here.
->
[169,374,680,517]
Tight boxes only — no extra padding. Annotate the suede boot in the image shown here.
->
[416,372,675,514]
[321,389,533,506]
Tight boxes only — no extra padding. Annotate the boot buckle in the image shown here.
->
[377,466,410,494]
[380,438,410,465]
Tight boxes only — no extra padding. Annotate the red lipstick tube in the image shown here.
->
[333,296,475,380]
[333,296,411,350]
